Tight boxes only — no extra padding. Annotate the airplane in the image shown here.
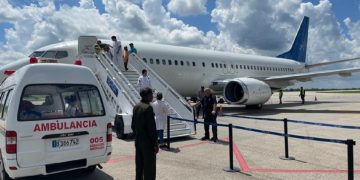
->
[1,16,360,109]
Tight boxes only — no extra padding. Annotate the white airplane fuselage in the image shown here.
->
[0,40,305,98]
[133,41,304,96]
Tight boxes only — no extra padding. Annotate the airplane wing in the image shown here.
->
[305,57,360,68]
[265,67,360,82]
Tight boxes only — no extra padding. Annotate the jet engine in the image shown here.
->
[223,78,272,107]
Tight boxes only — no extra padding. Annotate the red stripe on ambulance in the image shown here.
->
[33,120,97,132]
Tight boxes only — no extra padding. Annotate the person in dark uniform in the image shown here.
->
[196,86,205,119]
[279,89,283,104]
[299,87,305,104]
[131,87,159,180]
[199,88,218,142]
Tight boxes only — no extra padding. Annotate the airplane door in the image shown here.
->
[228,63,235,74]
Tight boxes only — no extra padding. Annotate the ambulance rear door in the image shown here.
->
[15,84,109,168]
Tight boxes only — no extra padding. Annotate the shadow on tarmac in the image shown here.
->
[19,168,113,180]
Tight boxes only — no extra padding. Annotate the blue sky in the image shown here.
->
[0,0,359,88]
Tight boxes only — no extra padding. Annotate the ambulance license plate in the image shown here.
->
[52,138,79,148]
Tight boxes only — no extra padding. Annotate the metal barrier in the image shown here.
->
[167,116,357,179]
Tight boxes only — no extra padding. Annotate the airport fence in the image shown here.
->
[166,115,357,180]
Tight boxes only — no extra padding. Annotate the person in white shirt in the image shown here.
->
[137,69,152,91]
[152,92,169,147]
[111,36,123,69]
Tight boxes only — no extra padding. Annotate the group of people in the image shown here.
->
[111,36,137,71]
[96,36,138,72]
[131,82,219,179]
[278,86,306,104]
[131,87,169,180]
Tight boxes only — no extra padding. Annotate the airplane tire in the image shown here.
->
[115,115,127,139]
[0,154,10,180]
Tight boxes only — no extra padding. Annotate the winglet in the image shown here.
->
[277,16,309,63]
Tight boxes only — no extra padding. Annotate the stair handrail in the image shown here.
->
[93,53,139,108]
[129,53,193,115]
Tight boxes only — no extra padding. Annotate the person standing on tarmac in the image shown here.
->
[299,87,306,104]
[196,86,205,119]
[196,88,218,142]
[279,89,283,104]
[132,87,159,180]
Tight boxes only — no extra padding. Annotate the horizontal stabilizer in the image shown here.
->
[306,57,360,68]
[265,67,360,82]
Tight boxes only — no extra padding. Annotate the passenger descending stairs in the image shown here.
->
[80,46,194,138]
[121,53,195,138]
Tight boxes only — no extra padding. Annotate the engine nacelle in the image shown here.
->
[223,78,272,105]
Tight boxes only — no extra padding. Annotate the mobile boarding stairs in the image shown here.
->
[78,36,195,139]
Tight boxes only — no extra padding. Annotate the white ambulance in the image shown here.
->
[0,63,112,179]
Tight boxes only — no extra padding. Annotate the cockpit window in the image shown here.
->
[55,51,68,58]
[40,51,68,59]
[29,51,45,57]
[42,51,57,58]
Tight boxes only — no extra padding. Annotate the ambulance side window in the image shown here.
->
[2,90,13,119]
[0,91,7,119]
[0,90,13,120]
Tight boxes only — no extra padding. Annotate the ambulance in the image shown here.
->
[0,62,112,179]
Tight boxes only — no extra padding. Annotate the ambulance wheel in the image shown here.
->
[115,117,127,139]
[84,165,96,174]
[0,155,10,180]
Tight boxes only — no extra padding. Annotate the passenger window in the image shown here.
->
[240,65,242,69]
[175,60,178,66]
[192,62,196,67]
[162,59,166,65]
[180,61,184,66]
[55,51,68,59]
[156,59,160,65]
[150,58,154,64]
[231,64,233,69]
[224,64,226,68]
[2,90,13,120]
[202,62,205,67]
[236,65,238,69]
[42,51,57,58]
[29,51,45,58]
[143,58,147,63]
[168,60,172,65]
[211,63,214,68]
[18,84,105,121]
[220,64,223,68]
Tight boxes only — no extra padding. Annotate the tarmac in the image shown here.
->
[21,91,360,180]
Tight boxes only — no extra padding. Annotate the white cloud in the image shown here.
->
[167,0,207,16]
[0,0,23,22]
[0,0,359,89]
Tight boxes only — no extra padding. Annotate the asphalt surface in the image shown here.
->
[20,91,360,180]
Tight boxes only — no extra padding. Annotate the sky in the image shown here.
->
[0,0,359,89]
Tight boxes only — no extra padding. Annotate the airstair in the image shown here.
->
[78,36,194,138]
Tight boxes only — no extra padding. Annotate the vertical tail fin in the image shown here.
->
[277,16,309,63]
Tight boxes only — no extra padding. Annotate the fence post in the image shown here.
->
[167,116,170,150]
[346,139,355,180]
[192,106,197,133]
[223,124,240,172]
[280,118,295,160]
